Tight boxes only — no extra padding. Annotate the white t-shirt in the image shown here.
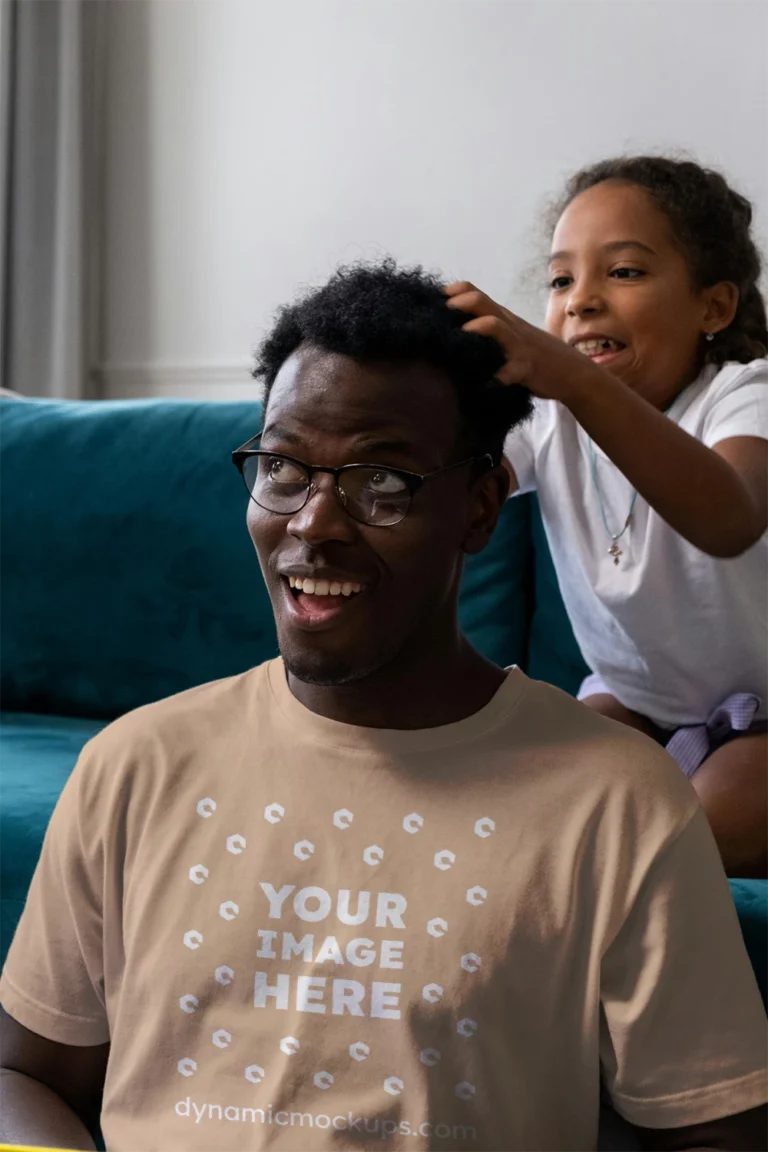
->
[504,359,768,728]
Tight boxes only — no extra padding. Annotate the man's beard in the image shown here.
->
[279,628,408,689]
[281,649,388,688]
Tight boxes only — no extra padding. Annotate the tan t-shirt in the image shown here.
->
[1,662,766,1151]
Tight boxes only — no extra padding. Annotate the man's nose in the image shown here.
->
[287,472,359,546]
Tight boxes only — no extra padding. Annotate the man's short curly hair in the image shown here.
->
[253,259,533,465]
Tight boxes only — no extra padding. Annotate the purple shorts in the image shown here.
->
[577,673,766,779]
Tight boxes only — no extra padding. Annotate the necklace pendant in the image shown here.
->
[608,542,622,565]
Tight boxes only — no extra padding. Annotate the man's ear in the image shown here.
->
[462,463,510,556]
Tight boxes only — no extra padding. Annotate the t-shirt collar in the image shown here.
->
[266,658,527,753]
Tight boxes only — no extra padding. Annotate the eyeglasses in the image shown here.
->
[232,434,492,527]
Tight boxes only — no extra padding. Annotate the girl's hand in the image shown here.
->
[444,281,599,405]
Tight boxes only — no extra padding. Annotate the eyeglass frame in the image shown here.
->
[231,433,494,527]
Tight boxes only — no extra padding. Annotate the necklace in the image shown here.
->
[586,438,638,565]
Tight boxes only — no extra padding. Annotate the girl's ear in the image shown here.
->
[702,281,740,335]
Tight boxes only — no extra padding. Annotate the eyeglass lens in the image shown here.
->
[241,454,412,527]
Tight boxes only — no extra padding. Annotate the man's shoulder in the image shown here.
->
[74,660,276,783]
[510,675,698,833]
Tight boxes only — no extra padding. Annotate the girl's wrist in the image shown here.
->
[559,357,621,417]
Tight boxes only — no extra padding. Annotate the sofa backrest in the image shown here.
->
[527,497,589,697]
[1,398,538,719]
[1,399,274,717]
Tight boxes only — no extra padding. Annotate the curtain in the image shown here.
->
[0,0,106,398]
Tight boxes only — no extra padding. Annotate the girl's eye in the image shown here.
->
[610,267,646,280]
[549,275,572,290]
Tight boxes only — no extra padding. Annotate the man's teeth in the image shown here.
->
[288,576,363,597]
[575,338,623,356]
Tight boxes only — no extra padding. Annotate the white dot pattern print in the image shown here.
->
[175,785,502,1139]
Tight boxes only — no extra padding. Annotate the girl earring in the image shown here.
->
[705,332,715,342]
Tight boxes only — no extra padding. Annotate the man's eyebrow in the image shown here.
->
[261,423,301,445]
[548,240,657,265]
[352,438,419,457]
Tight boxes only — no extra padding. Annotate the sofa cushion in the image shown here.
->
[730,879,768,1006]
[0,713,107,965]
[1,398,276,718]
[526,495,590,695]
[459,493,532,670]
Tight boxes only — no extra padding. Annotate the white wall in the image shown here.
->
[97,0,768,401]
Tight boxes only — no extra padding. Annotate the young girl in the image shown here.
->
[446,156,767,878]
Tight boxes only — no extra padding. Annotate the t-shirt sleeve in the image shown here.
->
[503,409,539,494]
[702,360,768,447]
[599,805,768,1128]
[0,743,110,1046]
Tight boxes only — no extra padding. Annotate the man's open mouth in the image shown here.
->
[288,576,364,598]
[282,575,368,627]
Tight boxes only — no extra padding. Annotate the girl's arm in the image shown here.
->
[447,284,766,557]
[567,373,767,557]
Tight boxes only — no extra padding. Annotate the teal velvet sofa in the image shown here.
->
[2,396,766,1018]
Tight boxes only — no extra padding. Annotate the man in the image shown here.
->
[1,261,766,1151]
